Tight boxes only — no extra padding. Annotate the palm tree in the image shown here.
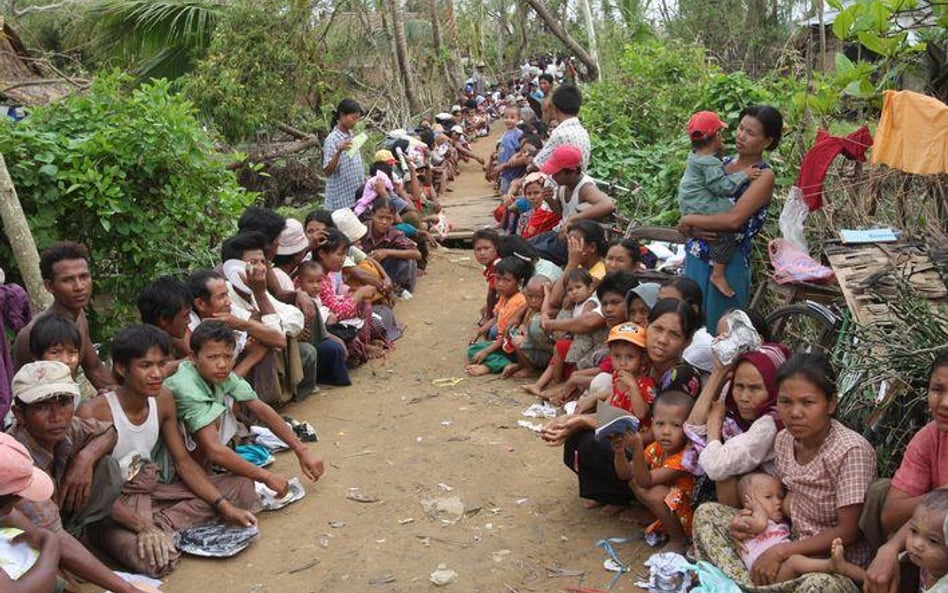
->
[78,0,223,81]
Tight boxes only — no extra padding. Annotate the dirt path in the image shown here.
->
[161,133,654,593]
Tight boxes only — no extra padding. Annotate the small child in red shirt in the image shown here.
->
[575,323,656,424]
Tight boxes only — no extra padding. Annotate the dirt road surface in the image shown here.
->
[160,134,654,593]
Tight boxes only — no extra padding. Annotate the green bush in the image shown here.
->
[0,72,254,341]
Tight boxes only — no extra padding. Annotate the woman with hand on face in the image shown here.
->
[686,343,790,507]
[693,353,875,593]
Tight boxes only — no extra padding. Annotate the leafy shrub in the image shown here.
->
[0,72,253,341]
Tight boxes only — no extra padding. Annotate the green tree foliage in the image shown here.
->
[0,72,253,340]
[180,1,323,144]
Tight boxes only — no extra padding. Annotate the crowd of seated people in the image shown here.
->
[0,84,512,588]
[459,80,948,593]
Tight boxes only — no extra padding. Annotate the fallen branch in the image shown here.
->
[226,136,321,170]
[276,122,314,140]
[0,77,90,94]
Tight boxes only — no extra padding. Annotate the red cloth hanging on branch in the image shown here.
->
[795,126,874,211]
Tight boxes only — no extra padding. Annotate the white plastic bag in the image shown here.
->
[778,186,810,253]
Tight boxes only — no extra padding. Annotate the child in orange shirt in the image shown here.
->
[466,257,532,376]
[612,390,697,553]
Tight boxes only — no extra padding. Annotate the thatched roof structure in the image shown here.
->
[0,16,78,106]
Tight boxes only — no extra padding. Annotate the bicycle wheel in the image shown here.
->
[765,302,840,355]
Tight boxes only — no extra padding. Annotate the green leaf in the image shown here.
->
[832,8,857,39]
[38,164,58,177]
[857,30,893,56]
[100,218,111,232]
[826,0,844,10]
[835,52,856,76]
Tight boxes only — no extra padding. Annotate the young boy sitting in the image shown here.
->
[78,324,258,577]
[677,111,760,298]
[612,390,697,553]
[164,321,324,498]
[28,314,81,379]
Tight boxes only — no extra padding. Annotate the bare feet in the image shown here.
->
[830,538,865,583]
[500,363,521,378]
[710,267,736,298]
[364,343,386,360]
[521,383,543,397]
[662,538,690,555]
[599,504,626,517]
[511,367,533,379]
[582,499,602,510]
[465,364,492,376]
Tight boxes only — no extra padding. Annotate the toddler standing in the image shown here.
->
[677,111,760,298]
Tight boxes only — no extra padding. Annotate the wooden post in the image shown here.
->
[0,152,51,312]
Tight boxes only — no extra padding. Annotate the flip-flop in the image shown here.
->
[432,377,465,387]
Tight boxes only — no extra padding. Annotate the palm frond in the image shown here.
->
[80,0,223,79]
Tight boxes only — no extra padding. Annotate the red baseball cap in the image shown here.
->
[540,144,583,175]
[687,111,728,140]
[0,433,55,502]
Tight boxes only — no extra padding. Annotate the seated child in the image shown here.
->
[330,208,396,306]
[296,261,352,386]
[514,169,559,239]
[28,314,81,379]
[729,472,867,584]
[466,257,532,376]
[522,267,601,399]
[575,323,656,424]
[677,111,761,298]
[612,390,697,553]
[471,229,502,340]
[165,321,323,495]
[503,274,554,379]
[312,229,389,362]
[359,199,422,295]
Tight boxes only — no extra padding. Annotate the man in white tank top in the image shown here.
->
[78,325,258,577]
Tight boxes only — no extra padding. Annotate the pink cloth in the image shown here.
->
[353,171,395,216]
[795,127,873,211]
[891,422,948,497]
[740,520,791,571]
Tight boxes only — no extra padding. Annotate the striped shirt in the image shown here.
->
[323,127,365,211]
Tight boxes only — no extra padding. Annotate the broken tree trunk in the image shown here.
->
[227,135,321,170]
[0,152,51,312]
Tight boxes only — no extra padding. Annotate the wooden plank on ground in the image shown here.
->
[826,242,947,326]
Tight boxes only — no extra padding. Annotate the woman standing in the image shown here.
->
[323,99,366,211]
[693,353,876,593]
[679,105,783,332]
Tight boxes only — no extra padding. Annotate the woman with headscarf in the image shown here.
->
[686,342,791,507]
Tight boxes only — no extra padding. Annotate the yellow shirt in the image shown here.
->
[587,260,606,280]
